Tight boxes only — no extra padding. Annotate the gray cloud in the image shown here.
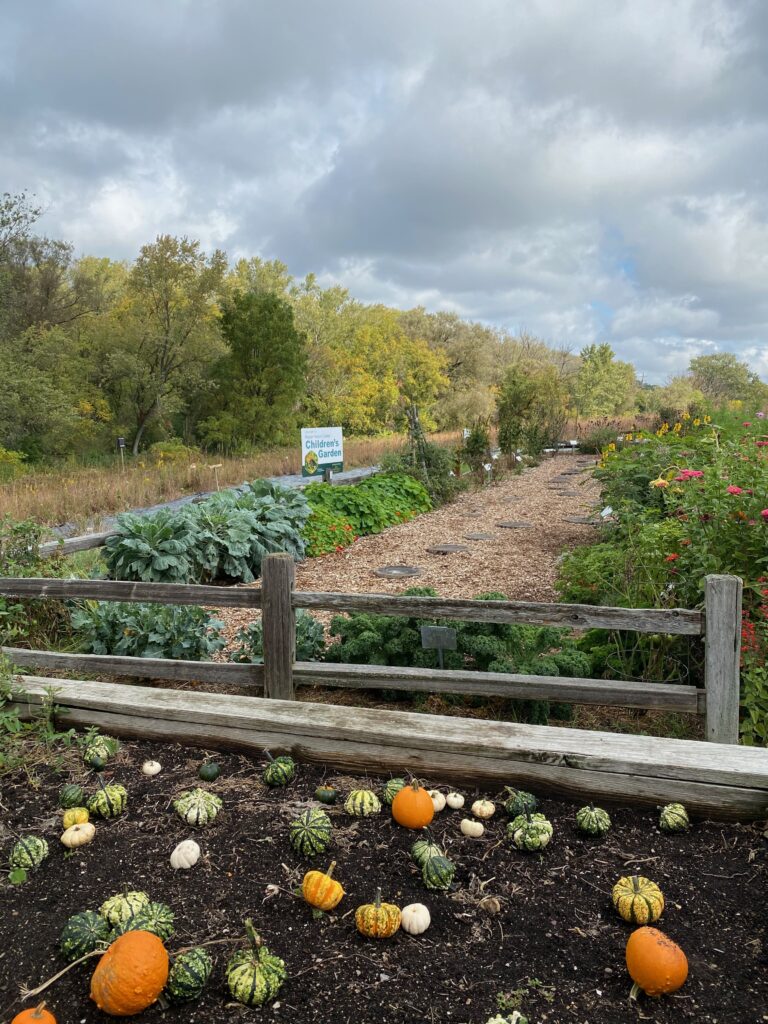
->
[1,0,767,382]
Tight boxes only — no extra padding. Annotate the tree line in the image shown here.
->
[0,191,764,467]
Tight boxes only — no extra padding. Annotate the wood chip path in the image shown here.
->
[220,455,599,641]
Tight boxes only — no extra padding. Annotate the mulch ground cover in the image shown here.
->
[1,739,766,1024]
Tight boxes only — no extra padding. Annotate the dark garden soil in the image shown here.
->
[1,740,766,1024]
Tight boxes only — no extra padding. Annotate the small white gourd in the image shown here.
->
[446,792,464,810]
[170,839,201,870]
[60,822,96,848]
[141,760,162,776]
[400,903,431,935]
[471,799,495,820]
[460,817,485,838]
[427,790,446,813]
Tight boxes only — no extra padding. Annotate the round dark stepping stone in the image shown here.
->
[496,521,534,529]
[464,532,496,541]
[563,515,599,526]
[557,490,581,496]
[426,544,469,555]
[374,565,424,578]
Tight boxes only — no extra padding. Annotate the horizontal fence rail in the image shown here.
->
[0,577,262,608]
[293,590,704,635]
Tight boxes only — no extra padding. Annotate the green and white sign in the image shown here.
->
[301,426,344,477]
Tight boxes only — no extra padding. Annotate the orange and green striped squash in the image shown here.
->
[355,888,401,939]
[302,861,344,911]
[612,875,664,925]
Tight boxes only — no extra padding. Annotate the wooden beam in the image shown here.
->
[0,577,262,608]
[261,554,295,700]
[14,676,768,793]
[1,647,262,688]
[37,531,117,558]
[292,591,703,635]
[292,661,702,713]
[12,677,767,818]
[704,574,742,744]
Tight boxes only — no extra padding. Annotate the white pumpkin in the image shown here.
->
[427,790,446,813]
[446,791,464,810]
[400,903,431,935]
[60,822,96,848]
[141,760,162,776]
[460,817,485,838]
[170,839,201,870]
[471,799,495,819]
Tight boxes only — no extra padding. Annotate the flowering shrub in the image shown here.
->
[303,506,357,557]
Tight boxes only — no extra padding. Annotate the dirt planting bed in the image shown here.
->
[1,740,766,1024]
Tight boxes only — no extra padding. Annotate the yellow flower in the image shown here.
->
[606,442,616,452]
[693,418,701,427]
[672,422,682,433]
[650,477,670,489]
[625,432,633,441]
[703,414,711,423]
[681,411,691,420]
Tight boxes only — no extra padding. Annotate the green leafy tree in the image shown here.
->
[688,353,765,405]
[573,343,637,417]
[201,291,307,449]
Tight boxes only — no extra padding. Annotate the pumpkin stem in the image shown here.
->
[263,749,275,762]
[325,861,337,879]
[243,918,263,951]
[374,887,382,909]
[629,981,641,1001]
[33,1004,47,1019]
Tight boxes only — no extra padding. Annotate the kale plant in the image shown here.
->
[72,602,225,660]
[229,610,326,664]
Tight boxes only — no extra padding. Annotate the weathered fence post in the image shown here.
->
[261,553,296,701]
[704,574,742,744]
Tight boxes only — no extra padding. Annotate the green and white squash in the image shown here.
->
[59,783,85,809]
[99,890,150,927]
[344,789,381,817]
[173,788,223,827]
[575,803,612,837]
[87,783,128,819]
[659,802,690,833]
[382,778,406,805]
[508,812,553,852]
[82,733,119,766]
[289,808,332,856]
[262,754,296,788]
[503,788,539,817]
[109,900,175,941]
[226,919,286,1007]
[410,839,443,868]
[9,836,49,870]
[422,854,455,890]
[60,910,111,962]
[166,947,214,1002]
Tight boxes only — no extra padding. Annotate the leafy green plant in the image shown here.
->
[0,661,76,778]
[72,602,225,660]
[379,441,465,506]
[304,473,431,537]
[0,446,26,482]
[230,610,326,663]
[103,510,196,583]
[303,506,357,557]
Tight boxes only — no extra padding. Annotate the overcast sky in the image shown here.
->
[1,0,767,382]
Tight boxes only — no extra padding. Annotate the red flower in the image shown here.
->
[726,485,743,495]
[665,553,679,562]
[743,422,752,427]
[762,509,768,520]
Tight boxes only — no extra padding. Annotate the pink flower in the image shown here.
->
[727,485,743,495]
[665,553,679,562]
[756,441,768,447]
[743,422,752,427]
[758,411,766,419]
[762,510,768,520]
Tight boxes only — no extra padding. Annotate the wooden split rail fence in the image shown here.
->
[4,555,767,819]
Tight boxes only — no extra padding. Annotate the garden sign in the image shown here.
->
[301,426,344,478]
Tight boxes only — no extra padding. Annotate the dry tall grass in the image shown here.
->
[0,432,461,529]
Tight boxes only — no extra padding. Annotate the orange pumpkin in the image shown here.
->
[90,930,169,1016]
[12,1004,56,1024]
[302,860,345,911]
[391,780,434,829]
[626,926,688,998]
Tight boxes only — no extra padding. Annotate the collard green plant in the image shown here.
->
[230,610,326,664]
[104,510,196,583]
[72,601,225,660]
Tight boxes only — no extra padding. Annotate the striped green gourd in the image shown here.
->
[503,788,539,817]
[87,783,128,819]
[508,812,553,852]
[226,919,286,1007]
[422,854,455,890]
[99,890,150,927]
[344,789,381,817]
[60,910,111,961]
[575,803,612,837]
[410,838,443,868]
[262,754,296,788]
[382,778,406,805]
[166,947,214,1002]
[659,802,690,833]
[173,788,223,826]
[82,733,119,765]
[109,900,175,941]
[59,783,85,809]
[9,836,49,870]
[289,809,332,856]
